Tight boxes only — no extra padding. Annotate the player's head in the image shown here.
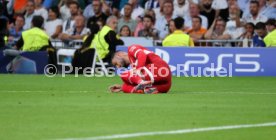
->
[112,51,129,68]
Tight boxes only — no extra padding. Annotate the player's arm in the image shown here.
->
[134,50,147,69]
[128,46,147,69]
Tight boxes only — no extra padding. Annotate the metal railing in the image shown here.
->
[194,39,253,47]
[154,39,253,47]
[51,39,83,49]
[7,38,253,48]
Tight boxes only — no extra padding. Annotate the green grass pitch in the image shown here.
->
[0,74,276,140]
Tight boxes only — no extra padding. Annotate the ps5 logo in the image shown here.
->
[184,53,261,73]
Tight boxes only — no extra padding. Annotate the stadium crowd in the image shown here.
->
[0,0,276,48]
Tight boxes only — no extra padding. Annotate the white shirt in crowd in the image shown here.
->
[34,8,48,21]
[83,4,94,19]
[173,0,190,17]
[45,19,63,38]
[224,19,245,39]
[60,5,71,21]
[120,6,145,20]
[184,15,209,30]
[242,14,268,25]
[212,0,228,10]
[62,19,75,33]
[155,15,176,39]
[64,27,90,36]
[23,13,35,30]
[144,0,159,10]
[237,0,250,12]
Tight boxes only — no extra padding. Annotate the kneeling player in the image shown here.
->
[109,45,172,94]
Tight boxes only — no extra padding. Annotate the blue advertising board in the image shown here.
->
[0,50,48,74]
[117,46,276,76]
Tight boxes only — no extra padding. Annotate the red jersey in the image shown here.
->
[127,45,165,69]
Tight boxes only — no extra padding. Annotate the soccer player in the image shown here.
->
[109,44,172,94]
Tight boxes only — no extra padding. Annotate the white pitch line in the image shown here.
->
[58,122,276,140]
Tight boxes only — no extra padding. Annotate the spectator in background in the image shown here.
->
[155,0,175,39]
[153,0,165,19]
[168,19,176,33]
[237,0,250,12]
[253,22,267,47]
[45,6,62,39]
[242,1,267,25]
[119,25,132,37]
[200,0,217,29]
[184,3,208,30]
[144,0,160,10]
[24,0,36,30]
[211,0,228,10]
[59,15,90,41]
[59,0,71,21]
[87,0,108,29]
[83,3,94,19]
[121,0,144,20]
[163,17,194,47]
[13,0,28,15]
[264,20,276,47]
[138,15,159,40]
[187,16,207,42]
[224,4,244,40]
[220,0,243,22]
[204,18,230,40]
[173,0,189,17]
[34,0,48,21]
[262,0,276,19]
[239,22,255,47]
[8,15,25,41]
[266,19,276,33]
[145,9,156,22]
[117,3,137,34]
[134,9,157,36]
[62,1,79,32]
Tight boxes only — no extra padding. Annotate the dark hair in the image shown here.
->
[143,15,154,23]
[266,19,276,26]
[250,0,259,6]
[246,22,255,28]
[49,6,60,18]
[0,17,8,31]
[174,17,184,29]
[16,15,25,22]
[216,18,226,25]
[32,15,44,28]
[255,22,266,30]
[68,0,79,8]
[120,25,131,36]
[82,23,100,48]
[192,16,202,24]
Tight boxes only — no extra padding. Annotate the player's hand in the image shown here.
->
[109,84,122,93]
